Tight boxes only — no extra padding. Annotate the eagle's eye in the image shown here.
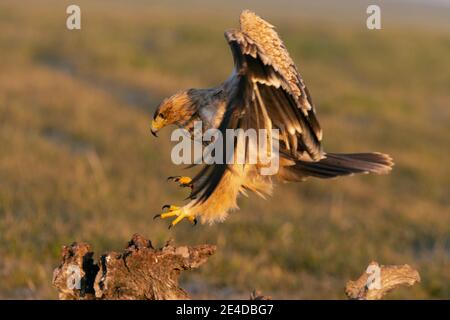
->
[158,113,166,120]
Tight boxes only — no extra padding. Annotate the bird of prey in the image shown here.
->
[151,10,393,228]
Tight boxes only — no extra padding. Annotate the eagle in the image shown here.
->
[151,10,393,228]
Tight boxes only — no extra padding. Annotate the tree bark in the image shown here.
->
[345,261,420,300]
[52,233,216,300]
[53,235,419,300]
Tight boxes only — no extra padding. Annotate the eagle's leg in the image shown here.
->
[167,176,193,189]
[154,204,197,229]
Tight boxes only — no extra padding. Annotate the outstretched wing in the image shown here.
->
[190,10,324,203]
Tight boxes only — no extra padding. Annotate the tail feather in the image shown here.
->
[292,152,393,179]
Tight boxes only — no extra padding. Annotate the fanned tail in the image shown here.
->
[292,152,394,179]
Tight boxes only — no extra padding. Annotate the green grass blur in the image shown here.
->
[0,0,449,299]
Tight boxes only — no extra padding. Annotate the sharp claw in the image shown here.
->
[155,207,194,229]
[167,176,180,182]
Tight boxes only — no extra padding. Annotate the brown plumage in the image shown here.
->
[151,10,393,226]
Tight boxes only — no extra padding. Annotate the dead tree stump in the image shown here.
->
[52,234,216,300]
[53,234,420,300]
[345,261,420,300]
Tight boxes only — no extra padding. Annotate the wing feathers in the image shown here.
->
[191,11,324,204]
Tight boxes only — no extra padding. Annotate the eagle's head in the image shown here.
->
[151,90,195,137]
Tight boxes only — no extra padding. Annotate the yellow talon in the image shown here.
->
[160,211,178,219]
[171,212,188,226]
[178,176,192,185]
[187,215,196,224]
[167,176,193,188]
[154,205,197,228]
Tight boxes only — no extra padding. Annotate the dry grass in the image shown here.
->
[0,0,449,299]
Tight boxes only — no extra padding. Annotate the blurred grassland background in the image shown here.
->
[0,0,449,299]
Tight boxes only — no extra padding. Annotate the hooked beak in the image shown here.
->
[150,120,159,137]
[151,118,166,138]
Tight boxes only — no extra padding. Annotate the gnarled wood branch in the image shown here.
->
[53,235,419,300]
[52,233,216,300]
[345,261,420,300]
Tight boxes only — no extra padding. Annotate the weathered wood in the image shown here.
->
[345,261,420,300]
[53,235,419,300]
[52,242,98,300]
[52,233,216,300]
